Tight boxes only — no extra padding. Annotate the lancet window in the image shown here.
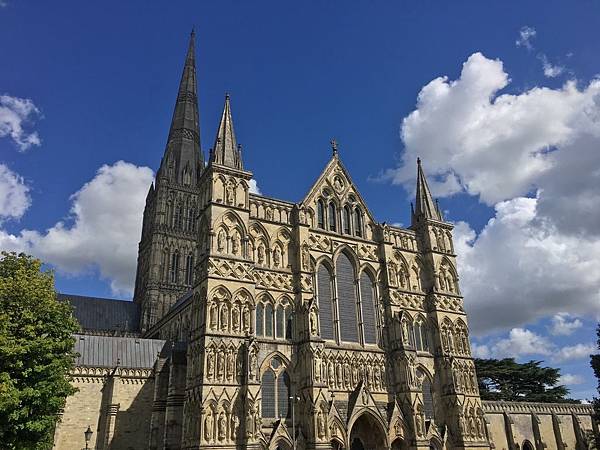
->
[170,250,180,283]
[317,200,325,229]
[261,359,290,419]
[328,203,337,231]
[185,253,194,286]
[359,271,378,345]
[255,298,293,341]
[316,264,335,340]
[354,208,363,237]
[343,206,351,234]
[336,253,359,343]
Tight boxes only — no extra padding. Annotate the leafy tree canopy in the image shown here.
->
[0,252,79,450]
[474,358,575,403]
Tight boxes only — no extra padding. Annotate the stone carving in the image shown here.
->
[320,350,386,392]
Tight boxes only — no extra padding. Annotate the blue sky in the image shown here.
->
[1,1,598,400]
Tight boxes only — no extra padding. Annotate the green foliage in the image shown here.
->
[0,252,79,450]
[591,323,600,448]
[474,358,575,403]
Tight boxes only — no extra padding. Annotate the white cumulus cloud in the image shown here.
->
[559,373,584,385]
[0,161,154,295]
[0,94,42,151]
[381,51,600,334]
[539,54,565,78]
[0,164,31,221]
[248,178,261,195]
[553,343,597,363]
[549,313,583,336]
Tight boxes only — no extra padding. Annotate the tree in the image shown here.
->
[474,358,574,403]
[591,323,600,448]
[0,252,79,450]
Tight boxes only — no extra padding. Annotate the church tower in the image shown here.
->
[134,31,204,332]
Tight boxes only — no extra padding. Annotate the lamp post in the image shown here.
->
[289,394,300,450]
[84,425,93,450]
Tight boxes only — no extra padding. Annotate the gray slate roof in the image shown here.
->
[73,334,166,369]
[58,293,140,333]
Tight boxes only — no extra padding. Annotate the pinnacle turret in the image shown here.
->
[412,158,442,224]
[209,94,243,170]
[159,30,204,185]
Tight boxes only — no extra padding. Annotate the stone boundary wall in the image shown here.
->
[482,400,598,450]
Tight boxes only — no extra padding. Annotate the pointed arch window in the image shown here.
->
[414,318,429,352]
[185,253,194,286]
[261,369,276,418]
[328,203,337,231]
[173,204,183,230]
[336,253,359,343]
[317,200,325,229]
[285,307,293,340]
[359,272,377,345]
[170,250,180,283]
[256,303,264,336]
[265,303,274,337]
[354,208,363,237]
[343,206,351,234]
[422,378,434,419]
[276,305,284,339]
[277,371,290,418]
[317,264,334,340]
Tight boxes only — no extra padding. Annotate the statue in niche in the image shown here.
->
[217,230,226,253]
[343,363,350,387]
[227,352,235,380]
[388,264,397,286]
[415,408,424,437]
[232,306,240,331]
[302,246,310,270]
[328,362,335,387]
[220,306,229,331]
[374,366,381,390]
[209,303,218,329]
[217,351,224,380]
[231,233,240,255]
[231,415,239,440]
[226,181,234,205]
[218,412,226,441]
[204,412,213,441]
[317,411,326,438]
[246,411,254,439]
[309,309,318,336]
[273,247,281,267]
[242,306,250,332]
[249,350,257,380]
[207,351,215,380]
[266,208,273,221]
[257,244,265,265]
[298,208,306,224]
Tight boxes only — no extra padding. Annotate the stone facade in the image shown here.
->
[53,33,598,450]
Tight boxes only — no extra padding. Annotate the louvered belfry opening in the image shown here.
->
[336,253,359,343]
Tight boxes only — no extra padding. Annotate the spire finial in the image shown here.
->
[210,94,243,169]
[413,158,442,224]
[330,138,338,156]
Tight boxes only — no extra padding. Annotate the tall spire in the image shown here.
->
[160,30,204,184]
[413,158,442,223]
[210,94,243,170]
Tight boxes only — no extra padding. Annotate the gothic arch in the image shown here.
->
[347,410,389,450]
[333,245,360,270]
[314,255,334,272]
[270,436,293,450]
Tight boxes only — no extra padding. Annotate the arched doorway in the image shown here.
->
[522,440,534,450]
[391,438,408,450]
[349,413,387,450]
[273,439,292,450]
[332,438,345,450]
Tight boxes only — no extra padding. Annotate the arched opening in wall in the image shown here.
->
[316,263,334,340]
[343,206,351,234]
[422,377,435,421]
[273,439,292,450]
[317,200,325,229]
[336,252,359,343]
[331,438,345,450]
[391,438,408,450]
[329,202,337,231]
[354,208,363,237]
[359,270,378,345]
[349,413,387,450]
[522,441,534,450]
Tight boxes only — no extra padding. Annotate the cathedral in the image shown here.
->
[52,32,597,450]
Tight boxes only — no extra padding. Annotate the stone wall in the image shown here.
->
[53,367,155,450]
[482,400,597,450]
